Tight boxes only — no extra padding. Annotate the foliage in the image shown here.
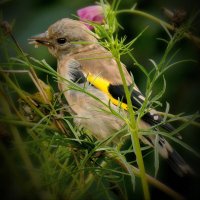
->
[0,1,200,200]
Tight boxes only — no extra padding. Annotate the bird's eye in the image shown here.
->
[56,38,67,44]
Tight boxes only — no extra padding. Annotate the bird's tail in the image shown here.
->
[142,135,193,176]
[166,148,193,176]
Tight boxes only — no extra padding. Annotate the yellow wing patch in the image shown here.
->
[87,73,128,110]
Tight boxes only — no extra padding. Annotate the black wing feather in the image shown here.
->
[108,84,174,132]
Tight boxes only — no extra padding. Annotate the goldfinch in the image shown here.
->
[29,18,192,176]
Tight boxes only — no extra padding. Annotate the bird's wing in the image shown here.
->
[64,58,193,177]
[66,58,174,132]
[87,72,174,132]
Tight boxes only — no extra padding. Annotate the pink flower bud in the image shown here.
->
[77,5,104,30]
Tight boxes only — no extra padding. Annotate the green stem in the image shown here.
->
[156,112,200,128]
[115,57,150,200]
[116,9,200,48]
[0,117,58,131]
[9,31,51,104]
[1,72,45,118]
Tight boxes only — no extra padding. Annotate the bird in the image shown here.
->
[29,18,193,176]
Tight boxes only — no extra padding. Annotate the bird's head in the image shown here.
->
[29,18,98,58]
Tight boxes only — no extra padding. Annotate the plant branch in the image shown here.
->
[115,57,150,200]
[116,9,200,48]
[156,111,200,128]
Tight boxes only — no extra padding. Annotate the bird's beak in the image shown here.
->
[28,32,51,47]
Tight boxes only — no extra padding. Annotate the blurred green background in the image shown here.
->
[1,0,200,199]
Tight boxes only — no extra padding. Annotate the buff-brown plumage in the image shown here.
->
[29,18,193,176]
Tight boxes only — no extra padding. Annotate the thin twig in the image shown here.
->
[156,111,200,128]
[116,9,200,48]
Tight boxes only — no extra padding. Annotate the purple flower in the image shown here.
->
[77,5,104,30]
